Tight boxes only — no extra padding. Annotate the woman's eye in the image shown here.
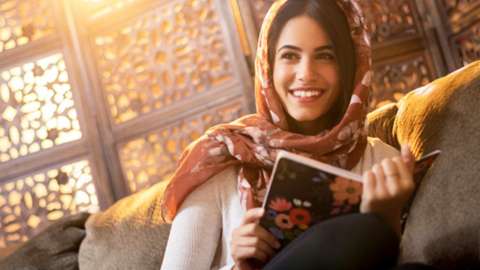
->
[280,52,298,60]
[316,53,335,61]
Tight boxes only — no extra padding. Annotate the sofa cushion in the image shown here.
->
[0,212,90,270]
[367,102,399,149]
[78,180,171,270]
[385,61,480,269]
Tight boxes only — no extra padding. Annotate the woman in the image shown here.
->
[160,1,423,269]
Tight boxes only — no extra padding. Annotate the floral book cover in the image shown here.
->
[259,150,440,250]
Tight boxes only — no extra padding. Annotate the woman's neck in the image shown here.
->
[287,115,333,136]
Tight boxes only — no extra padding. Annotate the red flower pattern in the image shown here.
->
[289,208,312,226]
[269,197,292,212]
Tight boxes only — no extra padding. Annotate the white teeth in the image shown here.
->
[291,90,322,98]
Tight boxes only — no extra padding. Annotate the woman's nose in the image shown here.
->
[297,59,317,82]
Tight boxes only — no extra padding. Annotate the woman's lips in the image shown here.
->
[288,88,325,104]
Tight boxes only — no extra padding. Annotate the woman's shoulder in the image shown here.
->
[207,166,238,187]
[185,166,238,201]
[177,165,239,216]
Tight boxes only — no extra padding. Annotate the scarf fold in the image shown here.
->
[162,0,372,222]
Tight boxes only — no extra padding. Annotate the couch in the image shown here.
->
[1,61,479,270]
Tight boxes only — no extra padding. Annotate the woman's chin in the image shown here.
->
[288,112,324,122]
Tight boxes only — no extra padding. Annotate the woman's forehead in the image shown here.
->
[275,15,332,50]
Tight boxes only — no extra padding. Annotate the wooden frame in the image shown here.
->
[58,0,256,199]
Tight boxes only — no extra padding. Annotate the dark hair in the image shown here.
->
[267,0,356,127]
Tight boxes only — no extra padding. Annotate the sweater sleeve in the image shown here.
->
[160,175,223,270]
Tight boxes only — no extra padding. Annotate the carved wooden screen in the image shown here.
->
[68,0,254,196]
[359,0,443,109]
[441,0,480,66]
[0,0,254,248]
[0,0,112,248]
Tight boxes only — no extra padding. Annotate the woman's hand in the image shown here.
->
[360,145,415,236]
[231,208,280,270]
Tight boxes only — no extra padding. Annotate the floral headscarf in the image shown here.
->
[161,0,372,223]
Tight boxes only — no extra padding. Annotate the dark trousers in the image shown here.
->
[263,213,436,270]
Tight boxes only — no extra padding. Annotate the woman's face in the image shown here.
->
[273,15,340,123]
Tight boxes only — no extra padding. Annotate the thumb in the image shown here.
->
[242,208,265,225]
[401,144,415,172]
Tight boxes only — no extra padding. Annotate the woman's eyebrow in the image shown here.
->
[277,44,334,53]
[314,45,334,52]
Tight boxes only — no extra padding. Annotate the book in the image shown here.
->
[259,149,441,250]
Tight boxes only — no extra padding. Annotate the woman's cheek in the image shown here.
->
[274,65,294,94]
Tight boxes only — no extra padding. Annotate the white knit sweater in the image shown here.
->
[161,137,399,270]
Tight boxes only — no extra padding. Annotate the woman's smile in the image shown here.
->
[288,87,326,104]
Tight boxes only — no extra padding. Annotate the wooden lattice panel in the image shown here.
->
[0,159,99,248]
[119,99,246,192]
[92,0,235,124]
[444,0,480,24]
[371,54,433,109]
[0,0,56,52]
[454,21,480,65]
[249,0,275,29]
[358,0,419,44]
[0,53,82,163]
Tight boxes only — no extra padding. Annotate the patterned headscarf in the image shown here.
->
[161,0,372,223]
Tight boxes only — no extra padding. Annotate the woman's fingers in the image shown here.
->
[237,207,280,247]
[233,245,269,263]
[231,207,280,267]
[235,224,280,249]
[361,155,415,213]
[381,158,402,196]
[401,144,415,172]
[361,155,416,236]
[241,208,264,225]
[236,236,276,257]
[393,156,414,192]
[255,225,281,249]
[372,163,387,197]
[235,223,257,237]
[360,171,375,212]
[363,170,376,194]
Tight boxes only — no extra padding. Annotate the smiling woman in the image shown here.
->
[159,0,432,270]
